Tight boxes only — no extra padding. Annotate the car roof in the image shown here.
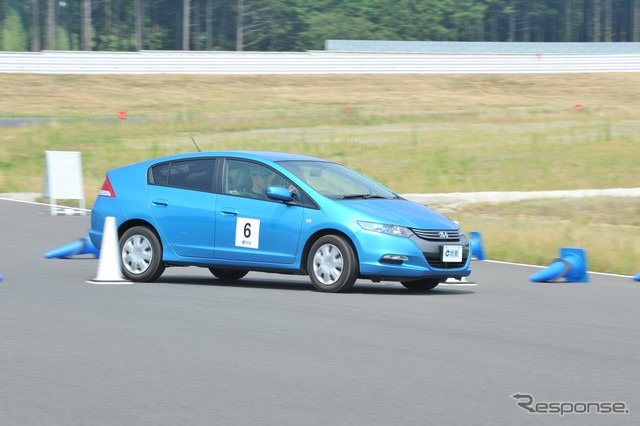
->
[148,150,327,164]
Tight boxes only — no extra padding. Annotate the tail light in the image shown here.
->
[98,175,115,197]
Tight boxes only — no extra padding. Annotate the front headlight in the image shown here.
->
[357,221,414,238]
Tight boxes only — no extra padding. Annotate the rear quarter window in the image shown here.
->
[149,162,170,186]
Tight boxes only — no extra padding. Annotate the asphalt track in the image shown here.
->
[1,198,638,426]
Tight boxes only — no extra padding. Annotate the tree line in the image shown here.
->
[2,0,640,52]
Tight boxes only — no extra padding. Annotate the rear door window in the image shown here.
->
[149,158,217,193]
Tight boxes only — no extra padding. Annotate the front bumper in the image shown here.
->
[353,229,471,280]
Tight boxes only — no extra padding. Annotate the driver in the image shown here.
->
[245,168,269,198]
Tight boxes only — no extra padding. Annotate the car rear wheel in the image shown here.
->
[307,235,358,293]
[401,278,440,291]
[209,268,248,280]
[120,226,165,282]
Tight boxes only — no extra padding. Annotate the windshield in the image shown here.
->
[278,160,398,200]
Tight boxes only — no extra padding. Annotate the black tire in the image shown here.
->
[120,226,165,282]
[401,278,440,291]
[209,268,249,280]
[307,235,358,293]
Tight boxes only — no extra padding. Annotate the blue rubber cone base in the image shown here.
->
[633,273,640,282]
[530,247,589,283]
[469,231,486,261]
[45,236,100,259]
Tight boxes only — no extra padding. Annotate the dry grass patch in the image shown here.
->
[2,73,640,117]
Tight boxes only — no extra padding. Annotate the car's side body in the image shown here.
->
[90,150,471,292]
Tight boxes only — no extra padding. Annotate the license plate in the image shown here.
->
[442,245,463,262]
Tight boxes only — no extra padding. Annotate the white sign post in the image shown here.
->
[43,150,86,215]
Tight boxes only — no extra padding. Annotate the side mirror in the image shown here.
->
[266,186,292,202]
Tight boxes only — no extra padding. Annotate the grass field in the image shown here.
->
[0,73,638,275]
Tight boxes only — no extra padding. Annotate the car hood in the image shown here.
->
[341,199,458,229]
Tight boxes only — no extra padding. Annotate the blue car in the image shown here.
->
[90,151,471,292]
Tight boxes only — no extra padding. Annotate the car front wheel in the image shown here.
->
[120,226,165,282]
[401,278,440,291]
[307,235,358,293]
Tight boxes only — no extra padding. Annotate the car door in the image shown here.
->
[147,158,217,258]
[214,159,304,264]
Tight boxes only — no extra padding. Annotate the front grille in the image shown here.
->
[412,228,461,241]
[424,248,469,269]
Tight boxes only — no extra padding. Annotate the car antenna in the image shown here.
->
[191,137,201,152]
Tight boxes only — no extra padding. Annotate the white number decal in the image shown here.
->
[235,217,260,249]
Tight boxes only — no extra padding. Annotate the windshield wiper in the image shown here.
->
[338,194,388,200]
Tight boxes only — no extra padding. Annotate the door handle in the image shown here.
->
[152,199,168,207]
[221,207,238,216]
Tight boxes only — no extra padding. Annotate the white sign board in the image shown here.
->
[43,151,86,215]
[235,217,260,249]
